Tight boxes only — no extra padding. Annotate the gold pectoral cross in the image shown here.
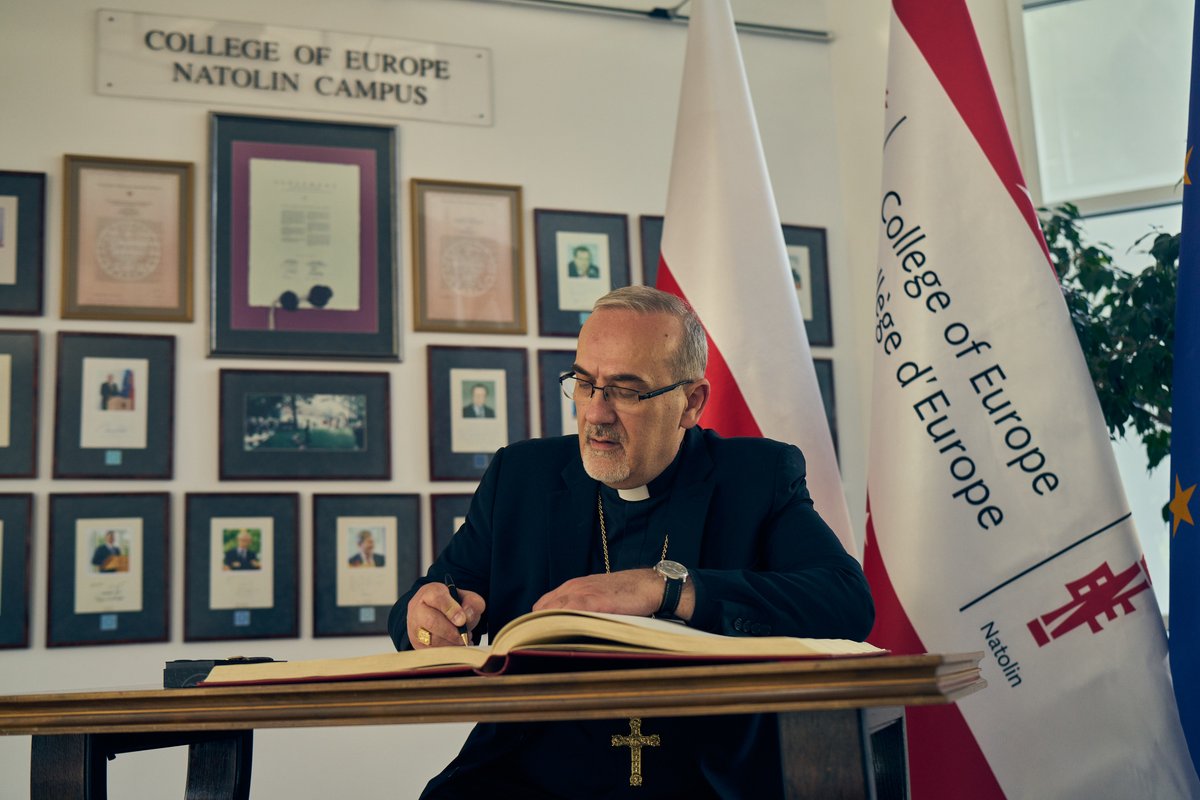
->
[611,717,661,787]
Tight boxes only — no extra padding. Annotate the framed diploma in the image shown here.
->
[427,345,529,481]
[47,493,170,648]
[53,333,175,479]
[312,493,420,637]
[0,171,46,315]
[219,369,391,480]
[430,493,472,564]
[184,493,299,642]
[412,179,525,334]
[210,113,399,360]
[61,155,193,322]
[784,224,833,347]
[0,494,33,649]
[534,209,630,337]
[538,349,578,439]
[0,331,39,478]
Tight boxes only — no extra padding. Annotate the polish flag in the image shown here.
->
[656,0,854,555]
[864,0,1199,795]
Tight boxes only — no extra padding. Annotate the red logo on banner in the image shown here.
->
[1027,561,1151,647]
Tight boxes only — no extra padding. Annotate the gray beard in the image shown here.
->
[581,424,631,485]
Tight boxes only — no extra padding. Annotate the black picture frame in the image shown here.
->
[813,358,838,458]
[784,225,833,347]
[0,331,38,478]
[312,493,420,637]
[184,493,299,642]
[639,214,664,288]
[0,171,46,315]
[53,333,175,479]
[427,345,529,481]
[209,113,399,360]
[538,349,577,439]
[219,369,391,480]
[47,492,170,647]
[0,494,33,649]
[534,209,630,337]
[431,493,473,563]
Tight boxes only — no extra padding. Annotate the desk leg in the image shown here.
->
[185,730,254,800]
[777,708,908,800]
[30,734,106,800]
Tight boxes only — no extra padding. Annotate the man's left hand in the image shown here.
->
[532,568,694,621]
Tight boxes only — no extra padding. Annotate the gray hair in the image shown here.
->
[592,286,707,380]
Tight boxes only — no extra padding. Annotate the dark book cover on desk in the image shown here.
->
[201,609,886,686]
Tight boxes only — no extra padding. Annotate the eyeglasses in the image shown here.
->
[559,373,694,409]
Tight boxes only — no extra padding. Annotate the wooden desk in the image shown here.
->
[0,652,984,799]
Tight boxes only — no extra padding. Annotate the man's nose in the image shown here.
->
[583,389,618,424]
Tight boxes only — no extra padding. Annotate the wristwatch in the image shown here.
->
[653,560,689,618]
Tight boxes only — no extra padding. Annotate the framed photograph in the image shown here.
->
[534,209,630,337]
[431,494,472,563]
[784,224,832,347]
[0,331,38,478]
[640,217,833,347]
[427,346,529,481]
[219,369,391,480]
[184,493,299,642]
[210,113,399,360]
[639,214,664,288]
[61,155,193,322]
[538,349,578,439]
[0,171,45,315]
[0,494,33,649]
[46,493,170,647]
[411,178,525,334]
[313,493,420,637]
[814,358,838,457]
[53,333,175,479]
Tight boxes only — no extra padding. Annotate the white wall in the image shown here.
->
[0,1,861,796]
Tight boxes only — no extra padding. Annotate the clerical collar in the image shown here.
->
[617,485,650,502]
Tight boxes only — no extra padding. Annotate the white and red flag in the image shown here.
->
[656,0,853,555]
[864,1,1199,796]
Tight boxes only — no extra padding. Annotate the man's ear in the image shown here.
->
[679,379,710,429]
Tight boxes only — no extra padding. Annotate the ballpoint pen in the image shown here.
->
[444,573,472,646]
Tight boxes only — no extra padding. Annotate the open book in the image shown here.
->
[202,609,885,686]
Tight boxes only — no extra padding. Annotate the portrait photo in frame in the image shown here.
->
[535,209,630,337]
[427,346,529,481]
[0,171,46,315]
[430,493,472,564]
[312,493,420,637]
[46,492,169,647]
[184,493,299,642]
[0,331,38,478]
[813,358,839,458]
[219,369,391,480]
[538,349,578,439]
[53,333,174,479]
[210,113,399,360]
[62,155,193,322]
[411,178,525,334]
[638,214,664,288]
[0,494,33,649]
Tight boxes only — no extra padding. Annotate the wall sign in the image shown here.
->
[96,9,493,126]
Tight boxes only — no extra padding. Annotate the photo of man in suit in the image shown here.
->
[223,529,261,571]
[100,373,120,410]
[566,244,600,279]
[348,529,385,567]
[90,530,126,573]
[462,383,496,418]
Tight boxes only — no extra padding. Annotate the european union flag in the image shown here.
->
[1171,0,1200,773]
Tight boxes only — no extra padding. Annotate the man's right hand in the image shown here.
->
[407,582,486,648]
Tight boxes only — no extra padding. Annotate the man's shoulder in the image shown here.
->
[692,428,804,478]
[502,435,578,463]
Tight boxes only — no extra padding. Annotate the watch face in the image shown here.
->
[656,560,688,580]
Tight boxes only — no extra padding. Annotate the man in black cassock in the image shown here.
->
[390,286,873,799]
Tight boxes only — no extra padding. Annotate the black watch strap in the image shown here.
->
[658,576,684,617]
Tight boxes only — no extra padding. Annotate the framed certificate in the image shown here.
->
[47,493,170,647]
[312,493,420,637]
[0,171,46,315]
[430,493,472,564]
[0,331,39,478]
[184,493,299,642]
[412,179,525,334]
[53,333,175,479]
[538,349,578,439]
[535,209,630,337]
[61,155,193,322]
[210,113,399,360]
